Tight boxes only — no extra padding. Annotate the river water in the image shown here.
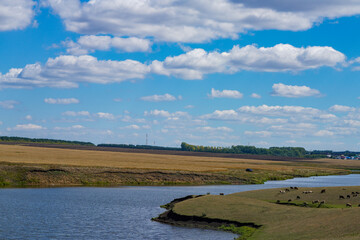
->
[1,174,360,240]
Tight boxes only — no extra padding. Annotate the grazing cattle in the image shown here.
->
[353,194,358,198]
[320,200,325,204]
[352,192,355,195]
[303,202,308,206]
[296,196,301,199]
[276,200,280,203]
[279,190,286,194]
[321,189,326,193]
[285,189,290,192]
[294,187,298,190]
[358,204,360,207]
[290,187,294,189]
[339,195,345,199]
[346,203,352,207]
[219,193,224,195]
[356,191,359,194]
[347,195,351,199]
[288,199,292,202]
[312,200,319,204]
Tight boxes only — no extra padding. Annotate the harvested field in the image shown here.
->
[0,144,352,187]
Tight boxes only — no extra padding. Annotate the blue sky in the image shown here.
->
[1,0,360,150]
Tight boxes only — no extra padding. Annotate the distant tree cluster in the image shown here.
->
[97,143,181,151]
[181,142,308,158]
[0,136,95,146]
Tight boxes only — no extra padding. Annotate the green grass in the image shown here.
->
[172,186,360,240]
[219,225,257,240]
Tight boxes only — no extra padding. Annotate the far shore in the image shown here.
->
[0,144,358,188]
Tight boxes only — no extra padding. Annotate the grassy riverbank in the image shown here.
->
[158,186,360,240]
[0,144,355,187]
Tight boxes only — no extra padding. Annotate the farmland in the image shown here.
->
[0,143,357,187]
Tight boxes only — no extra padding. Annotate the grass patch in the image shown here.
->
[219,225,257,240]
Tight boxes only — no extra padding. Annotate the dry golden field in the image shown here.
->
[0,144,354,186]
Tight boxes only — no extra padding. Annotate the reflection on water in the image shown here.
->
[1,174,360,240]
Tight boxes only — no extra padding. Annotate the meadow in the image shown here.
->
[171,186,360,240]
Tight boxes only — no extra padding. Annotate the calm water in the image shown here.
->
[1,174,360,240]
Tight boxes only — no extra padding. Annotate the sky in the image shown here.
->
[1,0,360,150]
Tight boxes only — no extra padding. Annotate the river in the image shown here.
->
[1,174,360,240]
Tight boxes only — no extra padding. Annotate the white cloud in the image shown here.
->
[11,124,45,131]
[251,93,261,99]
[0,55,149,89]
[184,105,195,109]
[25,115,32,120]
[208,88,243,99]
[48,0,360,43]
[314,130,334,137]
[141,93,177,102]
[0,44,346,88]
[44,98,79,104]
[238,105,321,117]
[96,112,115,120]
[144,109,171,118]
[62,111,90,117]
[244,131,273,138]
[151,44,345,79]
[271,83,321,98]
[0,0,36,31]
[0,100,19,109]
[65,35,152,55]
[123,124,141,130]
[197,126,233,132]
[54,125,84,130]
[329,105,356,112]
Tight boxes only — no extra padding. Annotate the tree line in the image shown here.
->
[0,136,95,146]
[181,142,310,158]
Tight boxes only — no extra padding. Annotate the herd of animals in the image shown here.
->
[277,187,360,208]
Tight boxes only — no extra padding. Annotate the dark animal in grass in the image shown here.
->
[285,189,290,192]
[312,200,319,204]
[358,204,360,207]
[288,199,292,202]
[352,192,355,195]
[296,196,301,199]
[356,191,359,194]
[294,187,298,190]
[353,194,358,198]
[276,200,280,203]
[245,168,253,172]
[279,190,285,194]
[347,195,351,199]
[339,195,345,199]
[219,193,224,195]
[321,189,326,193]
[302,202,308,207]
[290,187,294,189]
[346,203,352,207]
[320,200,325,204]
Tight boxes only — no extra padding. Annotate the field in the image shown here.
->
[0,143,357,187]
[167,186,360,240]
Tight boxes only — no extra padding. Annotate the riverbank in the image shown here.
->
[0,144,354,187]
[155,186,360,239]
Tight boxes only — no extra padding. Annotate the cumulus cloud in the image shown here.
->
[123,124,141,130]
[48,0,360,43]
[10,124,45,131]
[151,44,345,79]
[0,55,149,89]
[208,88,243,99]
[141,93,178,102]
[144,110,189,119]
[44,98,79,104]
[329,105,356,112]
[271,83,321,98]
[54,125,84,130]
[0,100,19,109]
[237,105,321,116]
[0,0,36,31]
[251,93,261,99]
[25,115,32,120]
[65,35,152,55]
[314,130,334,137]
[196,126,233,132]
[62,111,90,117]
[96,112,115,120]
